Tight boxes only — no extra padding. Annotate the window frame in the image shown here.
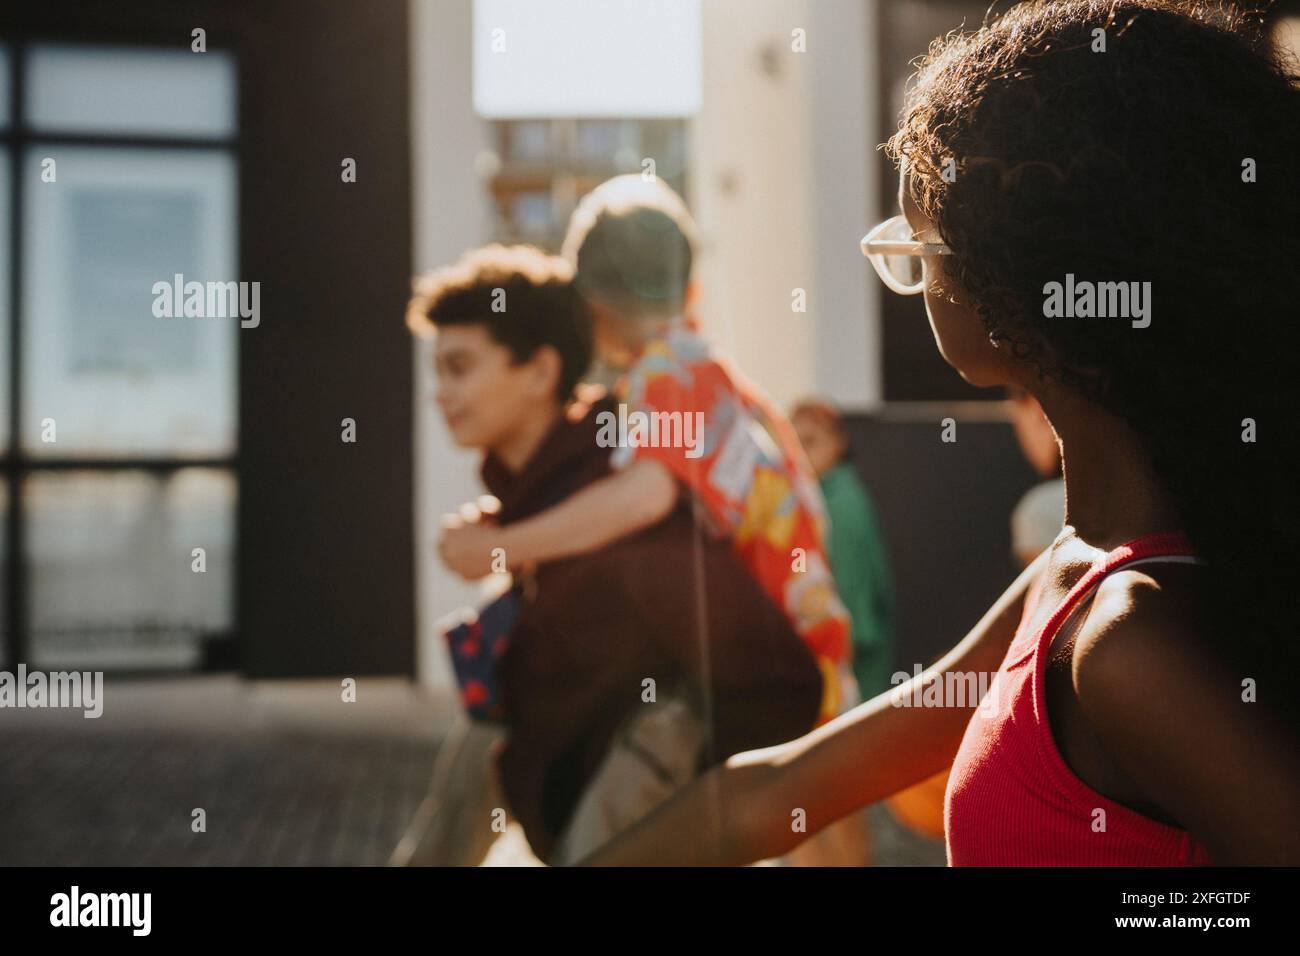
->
[0,35,242,672]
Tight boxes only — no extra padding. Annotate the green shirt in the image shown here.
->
[819,461,896,700]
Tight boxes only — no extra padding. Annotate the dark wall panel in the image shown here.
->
[843,417,1039,672]
[237,1,414,677]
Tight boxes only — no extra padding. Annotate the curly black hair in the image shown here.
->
[886,0,1300,718]
[406,244,594,401]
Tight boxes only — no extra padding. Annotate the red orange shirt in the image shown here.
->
[610,319,851,723]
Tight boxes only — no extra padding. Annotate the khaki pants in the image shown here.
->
[394,698,705,867]
[546,696,706,866]
[390,715,509,867]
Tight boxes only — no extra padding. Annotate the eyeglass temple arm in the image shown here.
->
[860,238,952,256]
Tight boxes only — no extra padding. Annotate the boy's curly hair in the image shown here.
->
[886,0,1300,711]
[407,244,593,400]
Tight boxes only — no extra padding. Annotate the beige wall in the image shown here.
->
[410,0,492,692]
[690,0,879,411]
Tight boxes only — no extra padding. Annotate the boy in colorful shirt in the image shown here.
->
[439,175,851,724]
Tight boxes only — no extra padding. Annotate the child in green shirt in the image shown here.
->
[792,399,896,701]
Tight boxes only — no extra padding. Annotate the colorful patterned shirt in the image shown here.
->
[610,318,851,723]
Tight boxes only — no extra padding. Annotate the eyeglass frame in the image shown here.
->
[860,214,953,295]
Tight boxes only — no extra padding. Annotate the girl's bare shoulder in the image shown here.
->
[1072,561,1209,683]
[1070,562,1300,863]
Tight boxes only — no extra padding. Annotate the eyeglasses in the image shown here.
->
[860,214,952,295]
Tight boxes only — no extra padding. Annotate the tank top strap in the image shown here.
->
[1035,531,1201,653]
[1095,530,1199,573]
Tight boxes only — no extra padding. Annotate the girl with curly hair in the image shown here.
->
[578,0,1300,866]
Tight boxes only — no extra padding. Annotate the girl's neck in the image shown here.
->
[1035,384,1183,552]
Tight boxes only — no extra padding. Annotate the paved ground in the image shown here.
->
[0,676,945,866]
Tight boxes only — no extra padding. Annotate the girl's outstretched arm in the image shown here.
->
[577,550,1050,866]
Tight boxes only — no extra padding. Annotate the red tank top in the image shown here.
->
[944,531,1214,866]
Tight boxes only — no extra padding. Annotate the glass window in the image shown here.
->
[3,40,240,672]
[0,151,9,450]
[26,469,234,670]
[0,45,10,129]
[25,43,236,139]
[507,120,551,163]
[0,483,6,667]
[511,190,554,237]
[21,147,238,457]
[575,120,634,167]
